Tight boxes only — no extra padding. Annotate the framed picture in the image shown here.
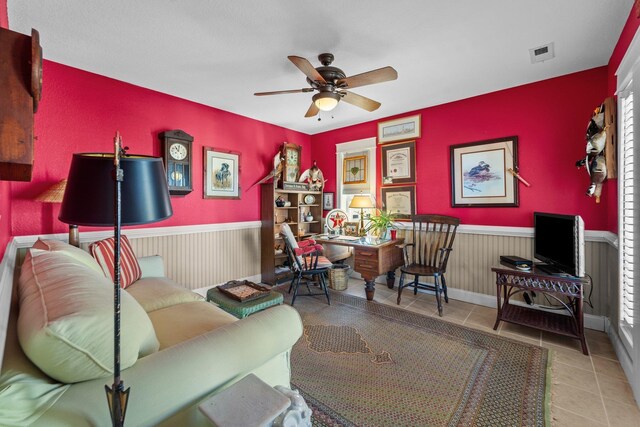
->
[450,136,519,207]
[344,221,359,237]
[381,186,416,220]
[203,147,241,199]
[322,192,334,210]
[381,140,416,185]
[343,155,367,184]
[378,114,421,144]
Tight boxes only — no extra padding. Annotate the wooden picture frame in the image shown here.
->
[450,136,519,207]
[381,140,416,185]
[343,155,367,184]
[344,221,359,236]
[378,114,421,144]
[381,186,416,220]
[322,192,334,210]
[203,147,241,199]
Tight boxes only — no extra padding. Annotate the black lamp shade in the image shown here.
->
[59,153,173,226]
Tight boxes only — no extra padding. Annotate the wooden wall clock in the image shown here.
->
[160,129,193,196]
[280,143,302,185]
[0,27,42,182]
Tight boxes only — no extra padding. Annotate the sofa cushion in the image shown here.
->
[89,235,141,288]
[126,277,203,313]
[147,301,236,349]
[32,238,105,277]
[17,249,159,383]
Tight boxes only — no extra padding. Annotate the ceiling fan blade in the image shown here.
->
[254,88,314,96]
[341,91,381,112]
[288,56,327,84]
[337,66,398,89]
[305,102,320,118]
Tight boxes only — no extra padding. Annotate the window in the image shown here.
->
[619,87,635,350]
[335,138,376,219]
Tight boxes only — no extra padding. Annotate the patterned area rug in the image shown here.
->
[285,291,550,427]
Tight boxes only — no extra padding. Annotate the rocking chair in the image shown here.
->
[397,214,460,316]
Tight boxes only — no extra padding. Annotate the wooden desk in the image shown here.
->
[315,236,404,301]
[492,264,589,355]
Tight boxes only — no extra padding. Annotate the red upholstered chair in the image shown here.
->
[280,223,331,306]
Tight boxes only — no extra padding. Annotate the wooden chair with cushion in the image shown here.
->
[280,223,332,306]
[397,214,460,316]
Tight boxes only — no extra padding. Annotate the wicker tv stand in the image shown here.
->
[491,264,589,355]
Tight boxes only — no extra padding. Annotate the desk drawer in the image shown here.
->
[355,248,379,272]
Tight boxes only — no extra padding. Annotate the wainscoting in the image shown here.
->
[0,220,619,367]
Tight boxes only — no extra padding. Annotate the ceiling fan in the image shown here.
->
[254,53,398,118]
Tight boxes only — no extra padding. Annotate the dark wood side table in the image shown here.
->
[491,265,589,355]
[315,236,404,301]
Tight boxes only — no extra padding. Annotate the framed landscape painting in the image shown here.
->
[378,114,421,144]
[450,136,519,207]
[204,147,241,199]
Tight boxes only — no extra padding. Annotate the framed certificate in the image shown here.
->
[381,141,416,185]
[381,186,416,220]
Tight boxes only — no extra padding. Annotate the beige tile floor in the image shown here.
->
[335,279,640,427]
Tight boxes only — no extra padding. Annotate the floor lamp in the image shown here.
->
[58,132,173,426]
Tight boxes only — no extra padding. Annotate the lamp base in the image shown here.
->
[68,225,79,247]
[358,208,367,237]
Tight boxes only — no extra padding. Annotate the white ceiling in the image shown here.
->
[8,0,634,135]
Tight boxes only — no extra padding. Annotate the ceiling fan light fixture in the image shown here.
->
[313,92,340,111]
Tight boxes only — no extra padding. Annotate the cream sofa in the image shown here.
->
[0,240,303,426]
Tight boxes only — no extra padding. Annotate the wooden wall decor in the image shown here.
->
[0,27,41,182]
[603,96,617,179]
[578,97,616,203]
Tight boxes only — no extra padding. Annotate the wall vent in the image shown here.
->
[529,42,555,63]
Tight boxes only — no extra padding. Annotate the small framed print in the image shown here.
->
[322,192,334,210]
[344,221,359,236]
[378,114,421,144]
[381,140,416,185]
[450,136,519,207]
[381,186,416,220]
[204,147,241,199]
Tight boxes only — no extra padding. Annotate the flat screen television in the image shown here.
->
[533,212,585,277]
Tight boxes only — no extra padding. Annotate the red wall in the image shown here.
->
[10,61,311,237]
[311,67,610,230]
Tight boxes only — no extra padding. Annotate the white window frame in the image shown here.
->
[336,137,377,215]
[616,27,640,405]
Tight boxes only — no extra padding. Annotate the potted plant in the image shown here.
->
[365,210,397,239]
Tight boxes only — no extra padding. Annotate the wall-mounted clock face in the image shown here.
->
[281,143,301,183]
[169,143,188,160]
[160,130,194,196]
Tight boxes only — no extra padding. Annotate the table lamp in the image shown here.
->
[58,132,173,427]
[35,179,81,246]
[349,194,375,236]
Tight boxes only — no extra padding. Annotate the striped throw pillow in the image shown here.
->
[89,235,142,288]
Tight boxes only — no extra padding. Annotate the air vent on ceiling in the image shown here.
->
[529,42,555,63]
